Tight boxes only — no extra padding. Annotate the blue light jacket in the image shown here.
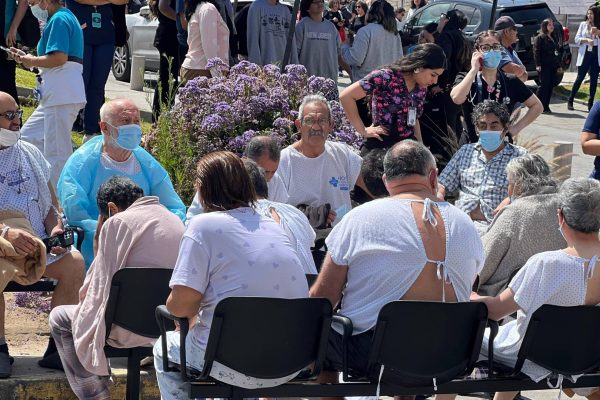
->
[57,135,186,268]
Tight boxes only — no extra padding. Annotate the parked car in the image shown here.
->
[401,0,571,82]
[112,0,294,82]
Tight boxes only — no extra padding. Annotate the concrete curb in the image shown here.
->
[553,85,588,107]
[16,86,154,124]
[0,358,160,400]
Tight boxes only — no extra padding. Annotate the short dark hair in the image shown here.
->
[471,101,510,128]
[96,176,144,217]
[475,30,501,49]
[384,141,436,180]
[361,148,387,198]
[244,159,269,199]
[244,136,281,162]
[196,151,257,212]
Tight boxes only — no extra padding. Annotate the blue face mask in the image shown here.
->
[30,5,48,22]
[479,130,504,152]
[109,123,142,151]
[482,50,502,69]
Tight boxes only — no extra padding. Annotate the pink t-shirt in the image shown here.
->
[182,2,230,71]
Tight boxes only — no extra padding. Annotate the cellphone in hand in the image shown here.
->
[0,46,26,56]
[43,230,75,253]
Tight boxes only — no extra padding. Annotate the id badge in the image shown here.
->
[407,107,417,127]
[92,12,101,28]
[554,50,559,56]
[33,75,42,102]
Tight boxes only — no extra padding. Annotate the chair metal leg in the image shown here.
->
[125,351,142,400]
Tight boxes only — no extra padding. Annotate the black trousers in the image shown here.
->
[0,35,19,104]
[536,65,557,110]
[570,47,599,104]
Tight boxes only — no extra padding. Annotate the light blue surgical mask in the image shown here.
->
[478,130,504,152]
[30,5,48,22]
[482,50,502,69]
[109,123,142,151]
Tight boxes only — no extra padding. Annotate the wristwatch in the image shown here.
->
[1,225,10,239]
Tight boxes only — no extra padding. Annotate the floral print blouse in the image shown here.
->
[359,68,427,149]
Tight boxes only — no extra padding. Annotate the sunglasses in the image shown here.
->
[0,109,23,120]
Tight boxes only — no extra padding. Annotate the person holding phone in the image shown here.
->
[451,30,542,145]
[568,6,600,111]
[0,91,85,377]
[12,0,86,188]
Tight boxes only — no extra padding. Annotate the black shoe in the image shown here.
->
[567,100,574,111]
[37,351,64,371]
[542,109,552,114]
[0,351,13,379]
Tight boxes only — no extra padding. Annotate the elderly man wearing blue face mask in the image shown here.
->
[57,98,186,268]
[437,101,527,235]
[450,30,542,145]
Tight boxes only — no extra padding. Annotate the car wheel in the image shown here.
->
[112,44,131,82]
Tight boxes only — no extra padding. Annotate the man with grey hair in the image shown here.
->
[57,98,186,268]
[311,140,483,378]
[438,101,527,231]
[186,135,289,220]
[277,94,363,226]
[244,159,317,273]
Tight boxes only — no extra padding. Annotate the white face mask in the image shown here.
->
[30,4,48,22]
[0,128,20,147]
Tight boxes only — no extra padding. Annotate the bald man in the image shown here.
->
[57,98,186,268]
[0,91,85,377]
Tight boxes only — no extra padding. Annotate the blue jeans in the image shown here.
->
[570,47,600,104]
[82,42,115,135]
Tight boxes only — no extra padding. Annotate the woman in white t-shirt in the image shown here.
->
[153,151,308,400]
[472,177,600,400]
[180,0,229,83]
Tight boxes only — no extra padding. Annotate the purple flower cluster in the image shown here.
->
[166,61,360,159]
[14,292,51,314]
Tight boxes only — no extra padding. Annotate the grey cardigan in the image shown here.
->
[478,191,566,297]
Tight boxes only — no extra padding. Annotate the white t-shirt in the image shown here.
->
[255,199,317,274]
[267,173,289,203]
[326,197,484,334]
[482,250,599,382]
[277,141,362,225]
[0,144,50,238]
[170,207,309,387]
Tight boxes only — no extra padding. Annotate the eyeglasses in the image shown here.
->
[0,109,23,120]
[478,43,503,52]
[302,116,330,126]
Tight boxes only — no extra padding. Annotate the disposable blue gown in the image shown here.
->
[57,135,186,268]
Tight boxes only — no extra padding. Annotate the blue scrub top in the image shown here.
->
[37,8,84,58]
[57,135,187,268]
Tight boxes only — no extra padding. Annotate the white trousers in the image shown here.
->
[20,102,85,188]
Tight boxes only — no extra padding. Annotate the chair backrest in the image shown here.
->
[104,267,174,339]
[366,301,488,386]
[515,304,600,375]
[202,297,332,379]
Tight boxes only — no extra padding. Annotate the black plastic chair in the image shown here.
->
[4,226,84,292]
[509,304,600,376]
[336,301,488,387]
[156,296,333,398]
[104,267,174,400]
